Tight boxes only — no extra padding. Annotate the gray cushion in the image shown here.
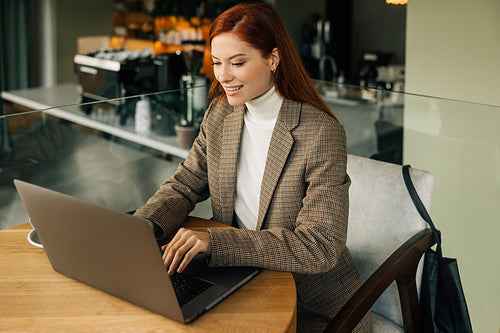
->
[372,311,403,333]
[346,154,434,326]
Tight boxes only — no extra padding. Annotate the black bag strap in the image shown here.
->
[402,165,442,254]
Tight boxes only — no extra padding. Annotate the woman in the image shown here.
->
[135,2,372,332]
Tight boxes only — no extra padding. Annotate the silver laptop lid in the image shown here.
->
[14,179,184,322]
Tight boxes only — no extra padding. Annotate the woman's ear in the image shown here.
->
[271,48,280,71]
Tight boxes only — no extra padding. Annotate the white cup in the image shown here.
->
[27,219,43,248]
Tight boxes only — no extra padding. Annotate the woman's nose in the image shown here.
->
[217,66,233,83]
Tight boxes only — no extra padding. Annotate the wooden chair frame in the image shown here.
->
[324,229,436,333]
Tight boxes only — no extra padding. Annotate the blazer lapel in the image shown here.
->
[219,104,245,225]
[256,99,301,230]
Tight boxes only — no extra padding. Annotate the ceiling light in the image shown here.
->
[386,0,408,4]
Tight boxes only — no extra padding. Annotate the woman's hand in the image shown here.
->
[161,228,211,275]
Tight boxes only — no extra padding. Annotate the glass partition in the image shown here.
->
[1,82,499,249]
[0,85,211,230]
[314,80,404,164]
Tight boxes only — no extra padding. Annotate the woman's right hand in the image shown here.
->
[161,228,211,275]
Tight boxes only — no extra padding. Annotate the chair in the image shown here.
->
[325,154,436,332]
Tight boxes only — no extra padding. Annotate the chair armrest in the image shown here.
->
[324,228,435,333]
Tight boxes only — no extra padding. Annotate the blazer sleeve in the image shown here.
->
[133,104,214,239]
[207,118,351,275]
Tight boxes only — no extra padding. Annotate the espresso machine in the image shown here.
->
[74,48,187,125]
[73,49,157,123]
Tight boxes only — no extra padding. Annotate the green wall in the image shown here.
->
[405,0,500,332]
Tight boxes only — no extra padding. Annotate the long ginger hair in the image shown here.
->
[207,2,334,118]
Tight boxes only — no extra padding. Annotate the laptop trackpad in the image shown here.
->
[180,254,259,322]
[183,254,259,288]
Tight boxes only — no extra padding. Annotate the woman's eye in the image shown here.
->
[211,61,244,67]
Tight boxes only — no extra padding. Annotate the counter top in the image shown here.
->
[1,84,190,159]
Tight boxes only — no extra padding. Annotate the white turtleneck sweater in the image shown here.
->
[234,86,284,230]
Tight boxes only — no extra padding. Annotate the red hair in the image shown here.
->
[207,2,334,118]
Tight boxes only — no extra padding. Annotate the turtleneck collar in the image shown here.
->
[245,85,283,121]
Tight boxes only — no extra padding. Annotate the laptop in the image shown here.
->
[14,179,259,323]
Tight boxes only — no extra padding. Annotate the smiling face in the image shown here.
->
[211,32,279,106]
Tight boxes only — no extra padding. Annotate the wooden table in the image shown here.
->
[0,217,297,332]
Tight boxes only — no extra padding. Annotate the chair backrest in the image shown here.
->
[346,154,434,326]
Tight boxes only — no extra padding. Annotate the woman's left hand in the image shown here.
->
[161,228,211,275]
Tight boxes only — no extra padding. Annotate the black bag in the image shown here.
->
[402,165,473,333]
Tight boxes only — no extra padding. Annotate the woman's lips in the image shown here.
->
[224,85,243,95]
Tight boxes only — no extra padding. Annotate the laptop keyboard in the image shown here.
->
[171,274,214,306]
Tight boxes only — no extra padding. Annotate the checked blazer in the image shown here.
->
[135,97,372,332]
